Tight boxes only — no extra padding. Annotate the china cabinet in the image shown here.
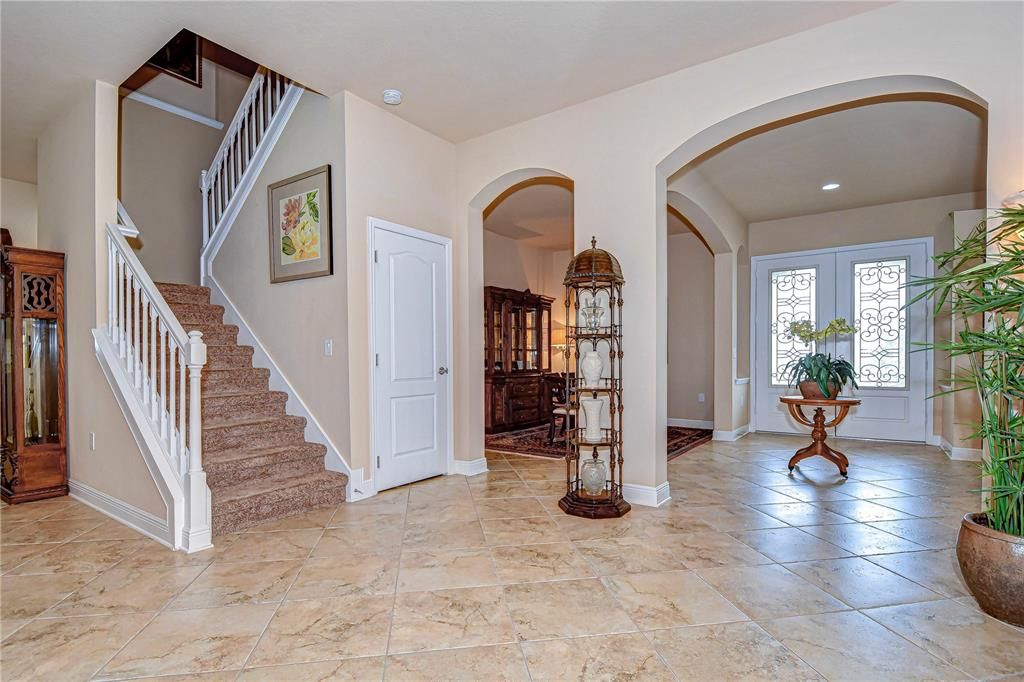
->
[484,286,554,433]
[1,235,67,504]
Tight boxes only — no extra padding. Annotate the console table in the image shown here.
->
[779,396,861,477]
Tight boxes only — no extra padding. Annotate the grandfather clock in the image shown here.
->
[1,230,68,503]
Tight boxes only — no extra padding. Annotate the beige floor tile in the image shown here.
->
[0,543,54,574]
[1,571,98,619]
[114,541,219,570]
[7,538,151,575]
[405,497,479,523]
[522,632,675,681]
[730,527,852,563]
[760,610,966,681]
[328,492,407,526]
[491,542,594,583]
[72,519,147,542]
[473,496,547,520]
[551,514,641,541]
[388,585,514,653]
[632,509,718,536]
[47,565,206,616]
[864,599,1024,678]
[659,530,773,569]
[287,554,398,599]
[785,556,942,609]
[248,595,393,666]
[602,569,747,629]
[397,547,497,592]
[801,522,926,555]
[752,502,856,526]
[0,504,59,525]
[214,529,321,563]
[832,480,910,499]
[239,657,385,681]
[696,564,849,620]
[38,501,108,521]
[648,621,823,681]
[574,536,686,575]
[242,508,336,532]
[865,549,971,597]
[817,499,915,523]
[467,480,534,499]
[167,559,301,609]
[866,518,958,549]
[99,604,276,678]
[504,578,636,640]
[314,525,403,557]
[0,613,151,682]
[386,644,528,681]
[481,516,564,545]
[402,519,487,550]
[465,469,525,484]
[513,465,564,481]
[688,504,788,531]
[0,518,104,544]
[1,618,29,641]
[765,485,855,502]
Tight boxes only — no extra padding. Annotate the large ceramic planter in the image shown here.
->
[798,380,838,400]
[956,512,1024,627]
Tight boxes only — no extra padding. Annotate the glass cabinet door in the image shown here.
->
[1,316,13,451]
[525,309,538,370]
[510,305,523,370]
[541,308,550,371]
[22,318,59,445]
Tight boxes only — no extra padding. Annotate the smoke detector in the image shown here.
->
[382,89,403,105]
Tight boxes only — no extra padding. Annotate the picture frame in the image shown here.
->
[267,165,333,283]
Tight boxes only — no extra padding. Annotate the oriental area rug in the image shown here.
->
[485,425,713,461]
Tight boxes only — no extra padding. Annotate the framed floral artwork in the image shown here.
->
[267,165,333,283]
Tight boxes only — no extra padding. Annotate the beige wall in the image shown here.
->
[667,232,714,423]
[749,192,985,257]
[344,91,457,479]
[121,65,248,285]
[1,178,38,247]
[214,90,350,470]
[454,1,1021,494]
[37,82,165,517]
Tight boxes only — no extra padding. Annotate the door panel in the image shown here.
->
[372,221,449,491]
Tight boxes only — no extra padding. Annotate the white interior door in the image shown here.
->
[753,239,931,442]
[371,219,450,491]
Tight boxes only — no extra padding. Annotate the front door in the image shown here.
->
[371,218,450,491]
[753,239,930,441]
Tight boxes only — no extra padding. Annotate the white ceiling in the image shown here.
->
[484,183,573,251]
[686,100,986,223]
[1,1,884,183]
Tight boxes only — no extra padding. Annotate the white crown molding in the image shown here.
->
[622,481,671,507]
[453,457,488,477]
[69,480,173,548]
[668,418,714,429]
[124,91,224,130]
[713,424,750,442]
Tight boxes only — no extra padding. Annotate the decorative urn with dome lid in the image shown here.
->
[559,237,629,519]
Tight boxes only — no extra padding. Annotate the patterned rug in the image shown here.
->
[485,425,713,460]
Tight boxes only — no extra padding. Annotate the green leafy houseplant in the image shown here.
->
[783,318,859,398]
[910,202,1024,538]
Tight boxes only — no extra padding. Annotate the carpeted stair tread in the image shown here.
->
[155,282,212,305]
[203,390,289,420]
[212,469,346,506]
[204,441,327,467]
[168,302,226,325]
[205,345,255,368]
[202,367,271,395]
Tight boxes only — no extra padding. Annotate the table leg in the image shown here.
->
[788,407,850,477]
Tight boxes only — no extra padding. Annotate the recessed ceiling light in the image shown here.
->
[382,89,403,105]
[821,182,840,191]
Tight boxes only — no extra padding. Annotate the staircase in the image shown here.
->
[156,282,347,535]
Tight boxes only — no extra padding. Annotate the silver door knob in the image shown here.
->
[438,367,449,375]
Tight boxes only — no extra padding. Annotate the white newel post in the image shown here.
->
[182,330,212,552]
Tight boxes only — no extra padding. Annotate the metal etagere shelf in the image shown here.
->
[559,238,630,519]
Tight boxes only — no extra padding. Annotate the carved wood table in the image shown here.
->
[779,396,861,478]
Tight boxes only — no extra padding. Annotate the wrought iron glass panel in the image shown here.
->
[770,267,816,385]
[853,258,907,388]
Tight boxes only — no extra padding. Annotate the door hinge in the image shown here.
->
[373,249,379,264]
[375,353,380,367]
[377,455,381,468]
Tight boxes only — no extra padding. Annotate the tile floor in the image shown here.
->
[2,433,1024,681]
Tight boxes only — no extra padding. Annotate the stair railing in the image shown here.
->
[105,201,211,550]
[199,66,303,282]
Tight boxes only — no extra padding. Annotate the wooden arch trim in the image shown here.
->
[667,204,713,255]
[482,176,574,220]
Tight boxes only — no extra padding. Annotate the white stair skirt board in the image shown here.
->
[453,457,488,477]
[668,418,714,429]
[206,276,363,501]
[70,480,174,549]
[940,437,983,462]
[622,481,672,507]
[713,424,750,442]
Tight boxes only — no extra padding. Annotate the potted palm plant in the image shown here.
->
[783,318,859,399]
[911,195,1024,627]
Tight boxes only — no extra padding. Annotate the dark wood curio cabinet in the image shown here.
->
[484,286,554,434]
[1,239,67,504]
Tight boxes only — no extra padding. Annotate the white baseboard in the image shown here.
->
[70,480,174,549]
[207,276,358,501]
[453,457,488,477]
[622,481,671,507]
[347,469,376,501]
[713,424,750,442]
[939,437,983,461]
[668,418,714,429]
